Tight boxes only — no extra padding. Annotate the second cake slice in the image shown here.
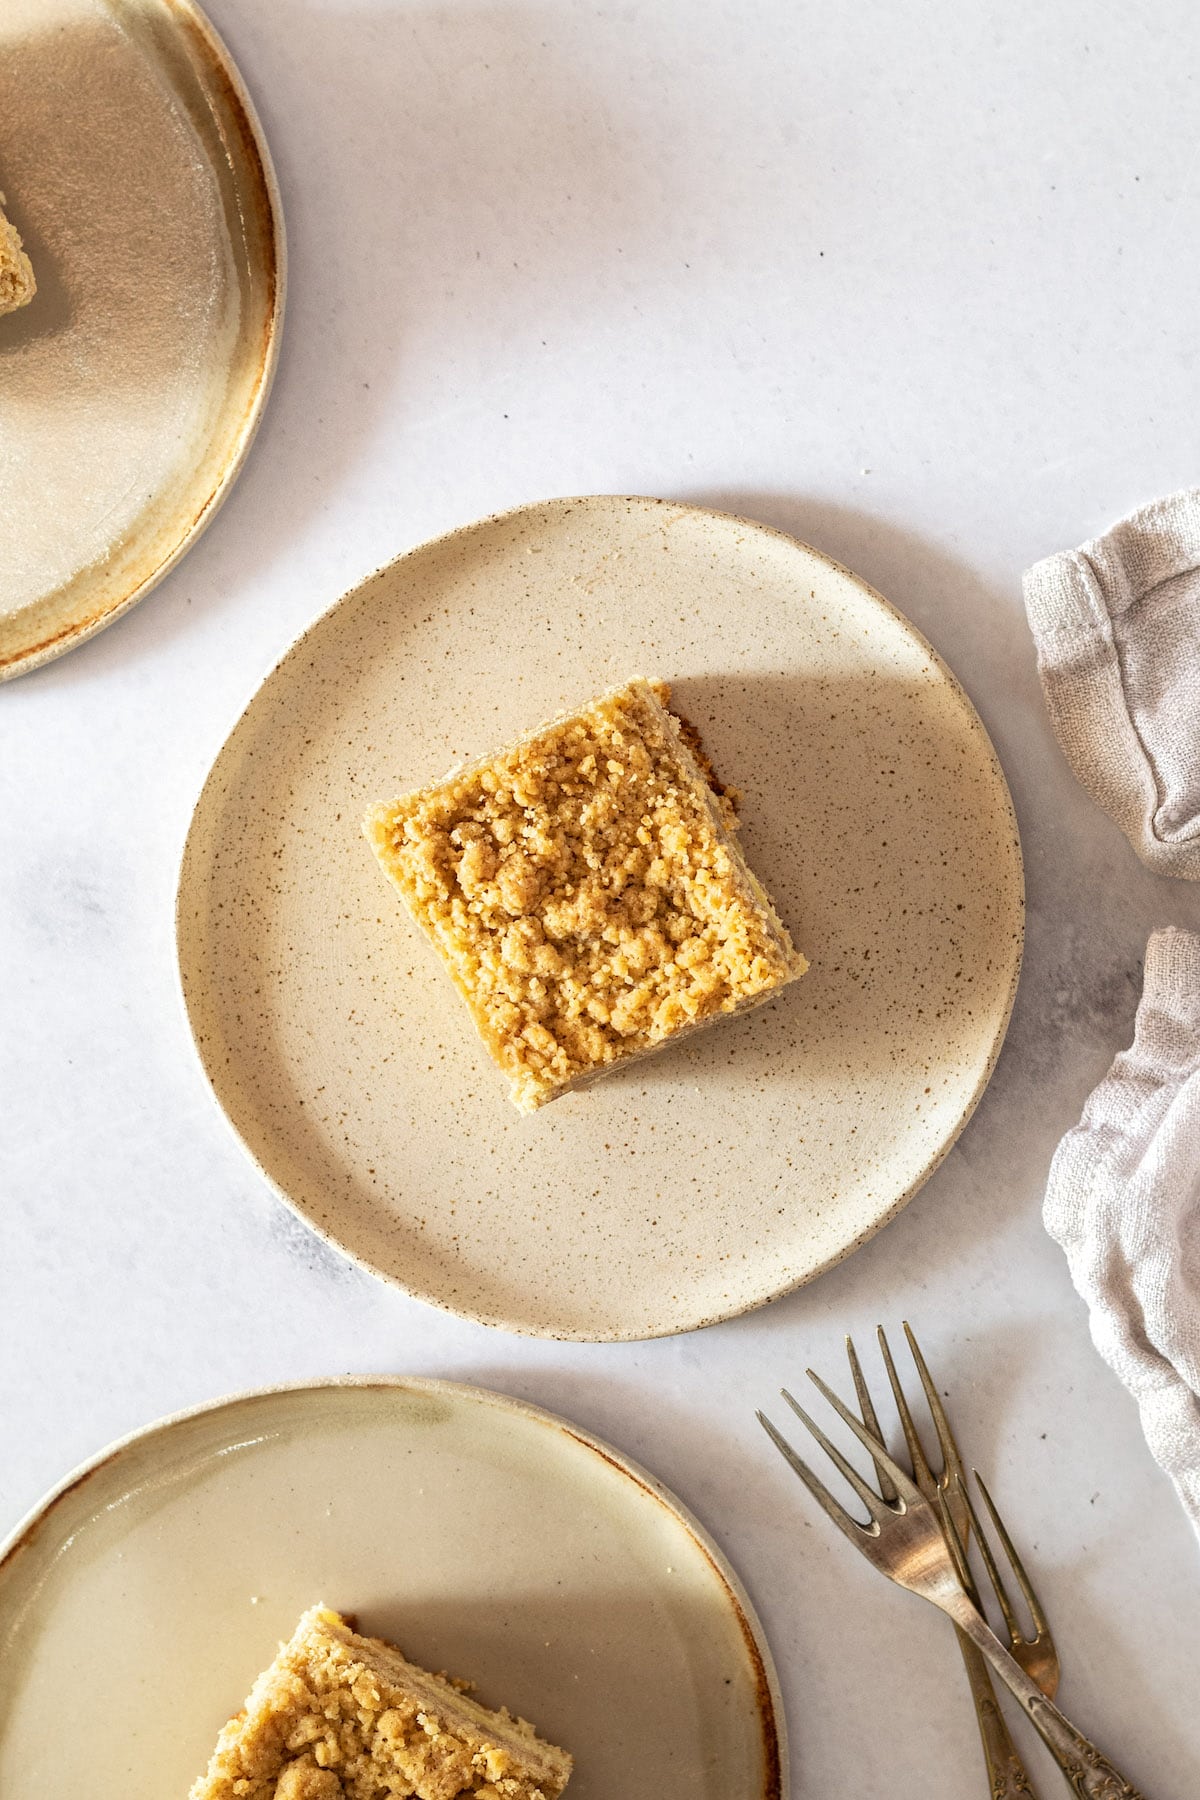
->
[364,678,807,1112]
[190,1605,572,1799]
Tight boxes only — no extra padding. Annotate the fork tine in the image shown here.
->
[903,1321,967,1488]
[877,1326,935,1495]
[974,1471,1050,1641]
[846,1335,898,1504]
[952,1472,1025,1647]
[891,1324,993,1610]
[935,1484,974,1590]
[780,1389,891,1522]
[803,1368,926,1508]
[756,1411,871,1545]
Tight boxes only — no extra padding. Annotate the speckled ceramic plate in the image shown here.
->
[177,496,1024,1339]
[0,1378,784,1800]
[0,0,282,679]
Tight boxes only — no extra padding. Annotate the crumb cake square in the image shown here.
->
[0,194,35,315]
[190,1605,572,1800]
[363,677,807,1112]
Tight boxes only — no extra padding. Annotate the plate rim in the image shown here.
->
[0,0,287,681]
[175,493,1025,1340]
[0,1372,786,1800]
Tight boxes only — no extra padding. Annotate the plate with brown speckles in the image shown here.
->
[0,1378,785,1799]
[176,495,1024,1339]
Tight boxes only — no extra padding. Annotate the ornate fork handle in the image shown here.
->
[954,1626,1040,1797]
[1024,1695,1142,1800]
[947,1593,1146,1800]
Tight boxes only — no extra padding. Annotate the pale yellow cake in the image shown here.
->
[189,1606,573,1800]
[0,193,35,315]
[364,678,807,1111]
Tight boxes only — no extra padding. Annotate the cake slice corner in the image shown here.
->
[0,193,36,316]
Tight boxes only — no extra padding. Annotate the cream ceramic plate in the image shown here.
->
[0,1378,783,1799]
[177,496,1023,1339]
[0,0,282,679]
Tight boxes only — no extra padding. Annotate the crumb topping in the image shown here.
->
[364,679,806,1110]
[190,1607,571,1800]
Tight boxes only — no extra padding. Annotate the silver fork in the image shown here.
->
[758,1365,1148,1799]
[880,1326,1060,1700]
[848,1326,1042,1798]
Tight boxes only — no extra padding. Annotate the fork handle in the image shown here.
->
[952,1624,1042,1797]
[946,1592,1146,1799]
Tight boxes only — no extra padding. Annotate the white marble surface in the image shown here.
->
[3,0,1200,1791]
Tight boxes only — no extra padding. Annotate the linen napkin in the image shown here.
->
[1024,489,1200,879]
[1043,927,1200,1540]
